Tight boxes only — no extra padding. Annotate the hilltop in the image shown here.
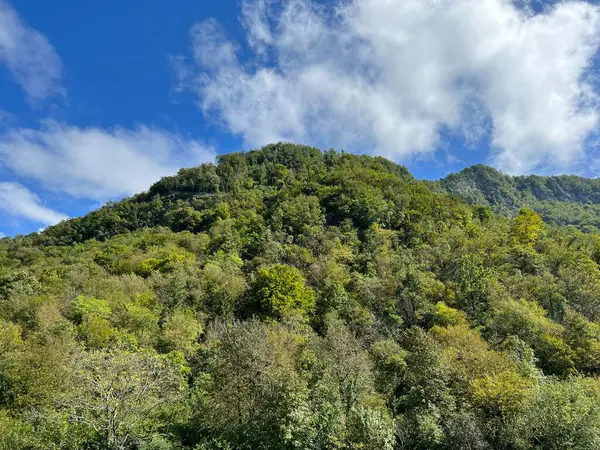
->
[28,149,600,247]
[436,164,600,231]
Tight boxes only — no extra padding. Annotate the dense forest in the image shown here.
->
[3,143,600,449]
[435,164,600,232]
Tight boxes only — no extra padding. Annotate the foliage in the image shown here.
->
[59,348,186,449]
[438,164,600,232]
[1,143,600,448]
[511,208,546,246]
[250,264,316,321]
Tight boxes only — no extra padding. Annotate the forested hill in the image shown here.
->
[32,150,600,245]
[436,164,600,231]
[5,143,600,449]
[37,143,418,246]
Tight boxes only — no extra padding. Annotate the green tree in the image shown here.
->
[511,208,545,246]
[250,264,315,321]
[159,307,202,356]
[191,321,314,450]
[487,299,576,376]
[518,378,600,449]
[61,349,185,450]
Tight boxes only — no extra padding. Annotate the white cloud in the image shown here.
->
[0,182,67,226]
[0,122,216,200]
[0,1,62,101]
[0,108,13,127]
[175,0,600,174]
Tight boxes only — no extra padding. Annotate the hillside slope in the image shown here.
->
[2,144,600,449]
[437,164,600,231]
[37,143,417,246]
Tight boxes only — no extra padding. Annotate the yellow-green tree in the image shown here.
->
[511,208,545,246]
[251,264,315,321]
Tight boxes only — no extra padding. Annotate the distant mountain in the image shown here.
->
[435,164,600,231]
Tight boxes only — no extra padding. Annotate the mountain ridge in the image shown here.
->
[22,145,600,245]
[435,163,600,231]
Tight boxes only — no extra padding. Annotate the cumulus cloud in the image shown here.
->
[174,0,600,174]
[0,122,216,200]
[0,1,63,101]
[0,182,67,226]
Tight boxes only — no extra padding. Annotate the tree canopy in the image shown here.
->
[2,143,600,449]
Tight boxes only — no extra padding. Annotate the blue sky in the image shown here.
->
[0,0,599,236]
